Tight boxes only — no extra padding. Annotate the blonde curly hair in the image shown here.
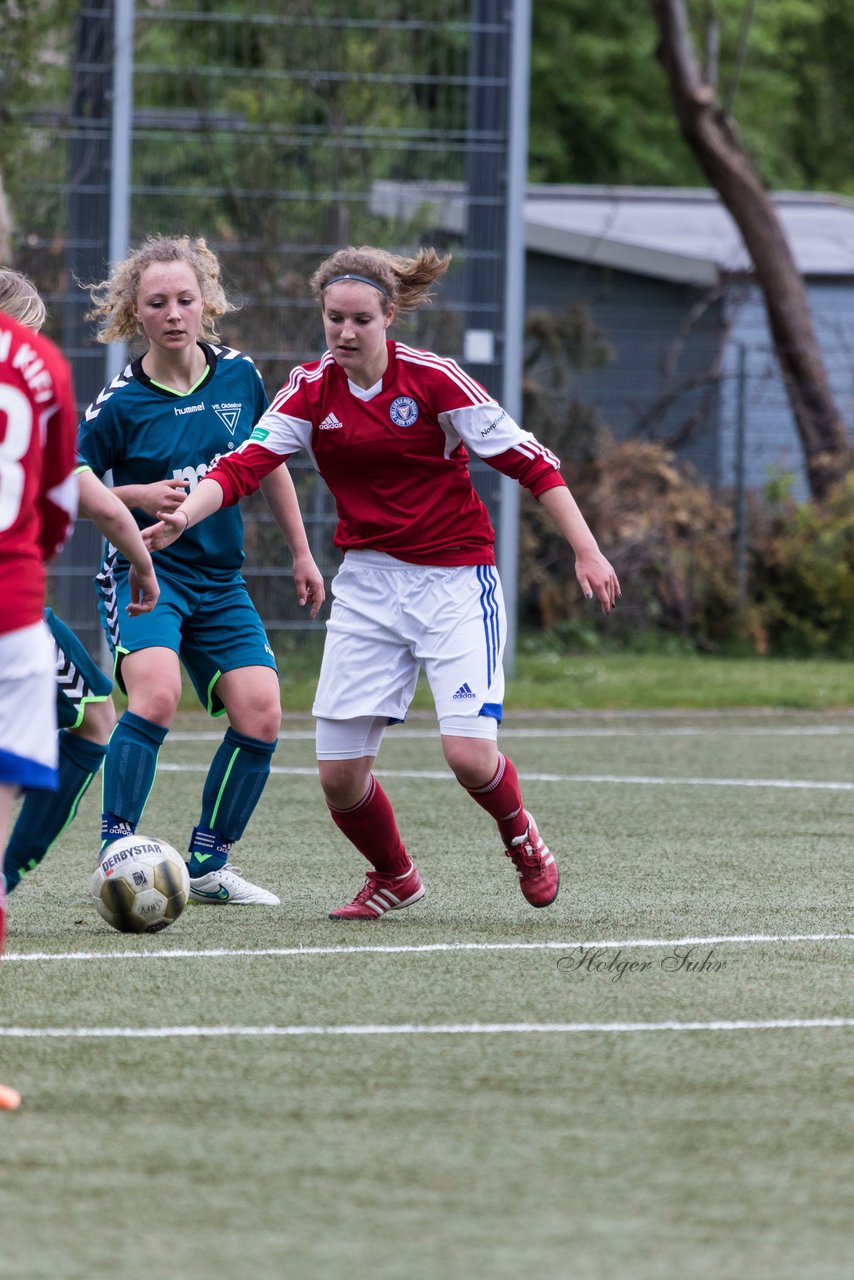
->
[85,235,236,344]
[310,245,451,316]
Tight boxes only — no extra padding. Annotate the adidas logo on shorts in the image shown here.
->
[452,682,477,700]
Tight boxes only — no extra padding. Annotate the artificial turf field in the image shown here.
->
[2,706,852,1280]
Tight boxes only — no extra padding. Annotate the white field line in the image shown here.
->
[5,932,854,964]
[1,1018,853,1039]
[154,762,854,790]
[168,725,854,741]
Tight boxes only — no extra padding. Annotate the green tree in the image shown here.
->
[783,0,854,196]
[529,0,690,184]
[528,0,854,192]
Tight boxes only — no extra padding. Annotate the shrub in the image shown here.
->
[746,472,854,657]
[519,437,739,648]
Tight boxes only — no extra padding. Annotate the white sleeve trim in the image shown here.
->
[238,410,319,472]
[437,402,554,462]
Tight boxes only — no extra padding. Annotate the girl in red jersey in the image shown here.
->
[0,276,78,952]
[145,245,620,919]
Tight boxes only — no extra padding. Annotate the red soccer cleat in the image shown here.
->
[505,812,559,907]
[329,861,425,921]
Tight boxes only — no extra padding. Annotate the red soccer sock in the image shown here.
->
[327,775,411,877]
[465,753,529,846]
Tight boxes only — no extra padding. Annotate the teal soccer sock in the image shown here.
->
[4,731,108,892]
[187,728,277,877]
[101,711,168,845]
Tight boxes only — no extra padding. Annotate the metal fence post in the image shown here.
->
[734,343,749,607]
[498,0,532,679]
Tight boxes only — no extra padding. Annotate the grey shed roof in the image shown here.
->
[525,185,854,285]
[370,180,854,285]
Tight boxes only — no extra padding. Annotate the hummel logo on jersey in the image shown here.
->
[452,683,477,700]
[319,412,343,430]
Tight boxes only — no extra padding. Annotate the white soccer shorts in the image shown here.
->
[0,619,59,789]
[313,550,506,731]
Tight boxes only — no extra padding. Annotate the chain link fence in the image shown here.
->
[11,0,526,660]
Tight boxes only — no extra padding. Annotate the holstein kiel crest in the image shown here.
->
[389,395,419,427]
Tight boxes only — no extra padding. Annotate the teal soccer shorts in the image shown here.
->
[45,608,113,731]
[96,560,278,716]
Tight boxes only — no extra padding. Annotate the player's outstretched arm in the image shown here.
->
[112,477,189,517]
[537,485,620,615]
[143,476,226,551]
[259,466,326,619]
[78,470,159,614]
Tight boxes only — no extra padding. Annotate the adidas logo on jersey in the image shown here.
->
[452,683,477,700]
[319,412,343,430]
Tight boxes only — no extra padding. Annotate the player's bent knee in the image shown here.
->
[441,733,500,788]
[254,707,283,742]
[128,688,182,726]
[318,758,372,810]
[76,696,117,745]
[227,697,281,742]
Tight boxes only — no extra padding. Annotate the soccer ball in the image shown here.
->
[90,835,190,934]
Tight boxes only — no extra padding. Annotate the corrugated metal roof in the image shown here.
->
[370,180,854,283]
[526,185,854,283]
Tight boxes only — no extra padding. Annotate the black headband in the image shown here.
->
[322,273,389,298]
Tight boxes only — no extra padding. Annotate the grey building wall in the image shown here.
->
[525,252,725,485]
[526,252,854,500]
[720,280,854,499]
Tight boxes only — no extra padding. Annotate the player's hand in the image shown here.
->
[293,552,325,619]
[126,563,160,615]
[575,549,621,615]
[134,478,188,516]
[142,509,189,551]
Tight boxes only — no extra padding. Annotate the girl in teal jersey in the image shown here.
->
[79,236,324,905]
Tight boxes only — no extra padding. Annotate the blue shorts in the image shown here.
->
[95,558,277,716]
[45,608,113,731]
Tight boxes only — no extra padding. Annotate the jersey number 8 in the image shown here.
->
[0,385,35,533]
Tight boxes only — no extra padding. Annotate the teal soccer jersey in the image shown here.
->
[77,342,268,585]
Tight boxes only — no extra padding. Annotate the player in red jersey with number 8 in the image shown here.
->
[0,281,77,957]
[145,245,620,919]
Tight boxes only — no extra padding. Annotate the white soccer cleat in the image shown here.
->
[188,865,280,905]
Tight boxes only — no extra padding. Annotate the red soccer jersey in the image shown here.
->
[209,340,566,565]
[0,312,77,634]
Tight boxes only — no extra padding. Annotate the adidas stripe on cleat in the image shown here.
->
[329,861,425,921]
[505,812,559,908]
